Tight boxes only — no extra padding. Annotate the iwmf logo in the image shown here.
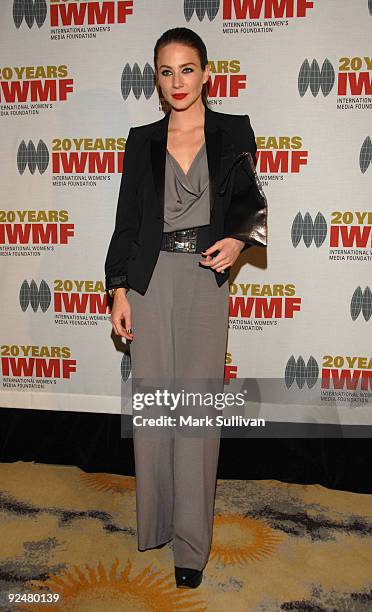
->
[0,210,74,246]
[285,355,318,389]
[121,63,155,100]
[13,0,47,28]
[17,137,127,175]
[292,212,327,247]
[13,0,134,28]
[350,287,372,321]
[298,56,372,100]
[285,354,372,392]
[19,279,110,315]
[0,65,74,106]
[292,210,372,251]
[184,0,314,21]
[298,59,334,97]
[20,279,51,312]
[17,140,49,174]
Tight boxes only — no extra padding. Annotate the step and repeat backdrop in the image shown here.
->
[0,1,371,433]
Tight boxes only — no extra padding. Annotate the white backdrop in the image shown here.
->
[0,0,371,428]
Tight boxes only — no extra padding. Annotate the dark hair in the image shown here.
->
[154,27,209,106]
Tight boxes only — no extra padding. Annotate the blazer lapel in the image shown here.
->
[150,105,222,218]
[205,105,222,216]
[150,110,170,219]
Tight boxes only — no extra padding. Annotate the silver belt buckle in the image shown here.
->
[173,229,197,253]
[174,239,193,253]
[163,229,198,253]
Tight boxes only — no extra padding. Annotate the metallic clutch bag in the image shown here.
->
[219,151,267,248]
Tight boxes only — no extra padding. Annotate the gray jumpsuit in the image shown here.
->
[127,142,230,570]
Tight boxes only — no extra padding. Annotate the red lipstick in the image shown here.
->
[172,93,188,100]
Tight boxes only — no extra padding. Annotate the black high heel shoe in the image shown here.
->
[175,566,203,589]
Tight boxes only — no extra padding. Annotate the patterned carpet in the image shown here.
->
[0,461,371,611]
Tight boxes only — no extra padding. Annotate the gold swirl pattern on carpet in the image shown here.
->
[0,462,371,611]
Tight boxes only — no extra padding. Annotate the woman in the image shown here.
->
[105,27,259,589]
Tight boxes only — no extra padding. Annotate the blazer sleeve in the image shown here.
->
[104,127,140,291]
[223,114,258,253]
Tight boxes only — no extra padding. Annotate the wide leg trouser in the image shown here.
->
[127,250,229,570]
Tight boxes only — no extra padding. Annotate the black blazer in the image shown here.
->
[105,104,257,296]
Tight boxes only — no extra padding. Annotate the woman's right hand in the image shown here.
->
[110,288,134,341]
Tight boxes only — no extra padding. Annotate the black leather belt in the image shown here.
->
[160,226,211,254]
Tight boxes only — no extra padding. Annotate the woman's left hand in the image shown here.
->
[199,237,245,273]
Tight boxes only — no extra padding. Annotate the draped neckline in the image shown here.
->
[166,141,206,178]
